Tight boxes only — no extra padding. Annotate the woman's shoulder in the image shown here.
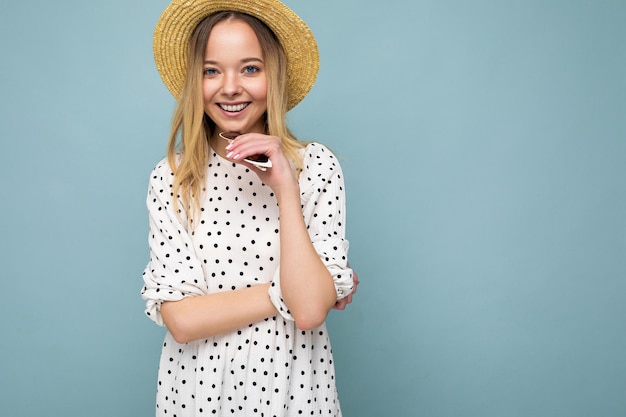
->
[298,142,345,187]
[149,156,176,185]
[300,142,341,171]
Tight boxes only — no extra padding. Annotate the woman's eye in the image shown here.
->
[243,65,260,74]
[203,68,217,76]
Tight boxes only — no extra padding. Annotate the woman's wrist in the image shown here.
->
[274,182,300,206]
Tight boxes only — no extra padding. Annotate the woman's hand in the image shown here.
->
[225,132,298,195]
[333,268,359,310]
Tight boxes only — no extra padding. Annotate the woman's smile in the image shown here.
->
[218,102,250,113]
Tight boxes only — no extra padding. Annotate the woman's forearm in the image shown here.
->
[160,283,277,343]
[276,186,337,330]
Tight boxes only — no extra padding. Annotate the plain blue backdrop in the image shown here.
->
[1,0,625,416]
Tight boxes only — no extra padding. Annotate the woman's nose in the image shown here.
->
[221,73,242,96]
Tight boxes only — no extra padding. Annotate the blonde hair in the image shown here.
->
[167,12,306,223]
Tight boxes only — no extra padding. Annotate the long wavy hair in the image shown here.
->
[167,11,305,224]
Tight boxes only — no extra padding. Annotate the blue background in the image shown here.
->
[1,0,625,416]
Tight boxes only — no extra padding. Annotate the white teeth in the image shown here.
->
[220,103,248,112]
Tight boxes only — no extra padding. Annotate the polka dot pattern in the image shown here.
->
[141,143,352,416]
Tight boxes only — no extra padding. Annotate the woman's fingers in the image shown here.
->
[225,133,281,162]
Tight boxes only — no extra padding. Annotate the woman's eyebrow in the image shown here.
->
[203,57,264,65]
[241,57,264,63]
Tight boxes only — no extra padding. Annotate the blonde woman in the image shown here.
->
[141,1,358,416]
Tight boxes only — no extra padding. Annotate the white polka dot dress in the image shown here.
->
[142,143,353,417]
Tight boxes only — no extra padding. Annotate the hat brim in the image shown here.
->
[153,0,319,110]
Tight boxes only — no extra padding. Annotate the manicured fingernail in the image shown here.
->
[226,151,233,158]
[225,143,232,150]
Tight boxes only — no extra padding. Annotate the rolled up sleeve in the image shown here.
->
[140,160,207,326]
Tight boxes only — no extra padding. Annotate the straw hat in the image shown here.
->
[153,0,319,110]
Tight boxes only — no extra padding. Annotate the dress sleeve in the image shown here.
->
[268,143,354,321]
[140,160,207,326]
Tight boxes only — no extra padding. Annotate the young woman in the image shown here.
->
[141,1,357,415]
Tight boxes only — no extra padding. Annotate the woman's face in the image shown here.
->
[202,19,268,135]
